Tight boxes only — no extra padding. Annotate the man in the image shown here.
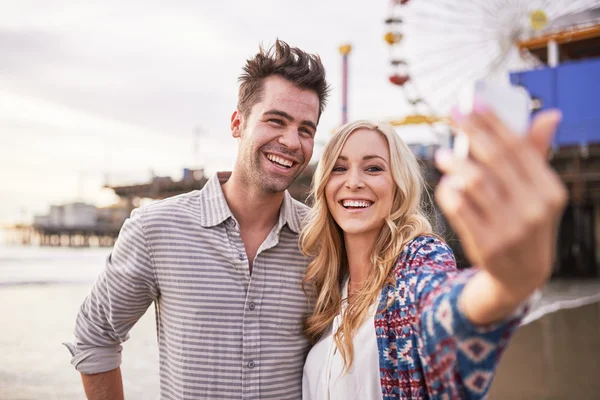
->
[65,39,330,400]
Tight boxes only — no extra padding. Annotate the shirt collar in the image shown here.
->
[197,172,233,228]
[198,172,304,234]
[281,189,302,234]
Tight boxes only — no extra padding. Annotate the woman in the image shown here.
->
[300,106,566,399]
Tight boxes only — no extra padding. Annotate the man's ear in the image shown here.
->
[231,110,242,138]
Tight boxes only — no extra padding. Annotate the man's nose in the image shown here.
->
[278,128,301,151]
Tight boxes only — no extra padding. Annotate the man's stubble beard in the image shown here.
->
[242,150,302,194]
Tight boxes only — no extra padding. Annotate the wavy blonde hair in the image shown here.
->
[300,120,435,371]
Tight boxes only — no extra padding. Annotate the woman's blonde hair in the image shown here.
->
[300,120,435,371]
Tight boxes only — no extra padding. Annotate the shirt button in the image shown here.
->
[247,361,255,369]
[238,253,245,260]
[249,302,256,310]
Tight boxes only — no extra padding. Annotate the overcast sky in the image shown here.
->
[0,1,421,224]
[1,0,590,224]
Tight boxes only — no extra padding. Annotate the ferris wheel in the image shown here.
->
[384,0,600,128]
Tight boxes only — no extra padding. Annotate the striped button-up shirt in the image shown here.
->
[66,172,313,399]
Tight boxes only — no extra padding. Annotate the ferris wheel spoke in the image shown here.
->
[407,48,492,72]
[398,29,496,41]
[565,0,596,11]
[427,46,498,86]
[473,0,511,23]
[400,26,497,41]
[432,55,500,111]
[414,52,494,102]
[434,0,502,22]
[405,5,502,28]
[486,45,516,76]
[492,0,524,26]
[403,19,501,37]
[494,0,515,12]
[509,0,528,15]
[407,11,502,33]
[413,0,489,17]
[555,0,593,17]
[407,59,490,84]
[546,3,569,18]
[433,76,477,112]
[413,0,504,25]
[504,0,523,9]
[405,38,498,67]
[408,55,490,82]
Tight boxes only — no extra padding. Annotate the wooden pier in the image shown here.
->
[4,224,120,248]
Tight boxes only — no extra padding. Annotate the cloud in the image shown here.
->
[0,0,418,224]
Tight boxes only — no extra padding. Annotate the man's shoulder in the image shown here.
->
[289,195,310,217]
[286,194,310,232]
[134,191,202,221]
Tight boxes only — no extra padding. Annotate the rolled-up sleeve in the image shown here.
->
[64,208,159,374]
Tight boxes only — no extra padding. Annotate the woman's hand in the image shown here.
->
[434,104,567,324]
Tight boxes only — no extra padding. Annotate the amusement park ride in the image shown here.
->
[383,0,599,127]
[382,0,600,276]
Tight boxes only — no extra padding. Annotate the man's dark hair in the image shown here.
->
[238,39,330,122]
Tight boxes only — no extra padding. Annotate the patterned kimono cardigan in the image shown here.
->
[374,235,524,399]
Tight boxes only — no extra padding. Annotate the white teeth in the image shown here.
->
[342,200,372,208]
[267,154,293,167]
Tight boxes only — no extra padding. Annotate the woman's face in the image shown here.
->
[325,128,395,239]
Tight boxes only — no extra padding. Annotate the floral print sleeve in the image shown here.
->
[375,235,525,400]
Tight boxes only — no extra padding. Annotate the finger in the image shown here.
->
[452,112,519,198]
[495,109,568,218]
[511,158,568,232]
[452,106,560,209]
[469,105,563,184]
[435,175,489,267]
[467,103,546,185]
[434,148,503,219]
[451,105,514,168]
[527,109,562,157]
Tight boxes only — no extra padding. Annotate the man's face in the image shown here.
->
[231,75,320,194]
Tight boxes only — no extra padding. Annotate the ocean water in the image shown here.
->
[1,244,599,399]
[0,245,159,400]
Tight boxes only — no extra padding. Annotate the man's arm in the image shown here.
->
[81,368,124,400]
[66,208,159,392]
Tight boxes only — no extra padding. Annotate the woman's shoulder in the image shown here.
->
[401,234,453,261]
[392,235,456,277]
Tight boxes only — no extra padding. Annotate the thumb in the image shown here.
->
[527,109,562,156]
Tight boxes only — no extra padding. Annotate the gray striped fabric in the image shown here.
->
[66,172,313,399]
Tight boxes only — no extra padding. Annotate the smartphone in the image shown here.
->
[453,80,531,159]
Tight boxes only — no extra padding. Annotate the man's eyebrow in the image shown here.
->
[263,109,317,131]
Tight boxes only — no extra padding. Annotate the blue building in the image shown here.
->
[511,9,600,277]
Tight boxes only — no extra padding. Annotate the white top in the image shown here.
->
[302,279,383,400]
